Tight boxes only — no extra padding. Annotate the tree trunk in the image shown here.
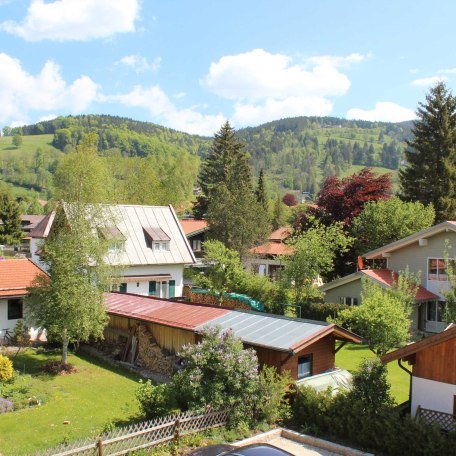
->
[61,329,69,365]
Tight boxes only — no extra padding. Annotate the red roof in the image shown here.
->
[361,269,439,301]
[268,226,291,242]
[105,292,230,330]
[250,242,294,256]
[0,259,46,297]
[179,219,209,236]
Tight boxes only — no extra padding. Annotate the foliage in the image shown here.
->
[0,355,13,383]
[254,366,291,424]
[333,276,417,356]
[255,168,268,211]
[442,242,456,323]
[300,301,350,321]
[171,327,259,424]
[282,193,297,206]
[281,222,352,306]
[400,82,456,221]
[351,197,435,255]
[136,381,179,419]
[349,359,395,413]
[0,184,22,245]
[11,320,31,356]
[0,398,14,413]
[12,133,23,148]
[270,196,290,230]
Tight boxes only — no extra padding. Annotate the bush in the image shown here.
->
[0,355,13,383]
[300,301,349,321]
[136,381,179,419]
[0,398,13,414]
[12,320,31,347]
[44,361,76,375]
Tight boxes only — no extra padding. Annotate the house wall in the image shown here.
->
[0,298,22,334]
[387,231,456,298]
[323,278,363,304]
[30,238,47,271]
[120,264,185,297]
[187,233,205,258]
[413,337,456,384]
[411,376,456,416]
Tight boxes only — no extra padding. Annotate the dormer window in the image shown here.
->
[98,226,126,252]
[143,227,170,251]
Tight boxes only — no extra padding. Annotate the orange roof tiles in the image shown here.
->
[0,259,46,297]
[361,269,438,301]
[105,292,230,330]
[250,242,294,256]
[179,219,209,236]
[268,226,291,241]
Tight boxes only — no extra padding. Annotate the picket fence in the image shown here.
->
[35,409,230,456]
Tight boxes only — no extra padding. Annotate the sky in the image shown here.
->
[0,0,456,136]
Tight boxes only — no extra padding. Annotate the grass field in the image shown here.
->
[0,349,142,455]
[336,342,409,404]
[0,134,59,155]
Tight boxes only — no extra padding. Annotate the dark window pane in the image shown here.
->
[298,355,312,379]
[7,299,23,320]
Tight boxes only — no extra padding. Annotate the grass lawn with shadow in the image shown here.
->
[0,348,143,455]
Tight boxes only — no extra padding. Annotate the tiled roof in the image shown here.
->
[250,242,293,256]
[179,219,209,236]
[268,226,291,242]
[361,269,439,301]
[29,212,55,238]
[0,259,46,297]
[105,292,230,330]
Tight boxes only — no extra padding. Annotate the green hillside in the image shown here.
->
[0,115,412,202]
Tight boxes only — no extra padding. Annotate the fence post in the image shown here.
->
[174,418,181,445]
[97,437,103,456]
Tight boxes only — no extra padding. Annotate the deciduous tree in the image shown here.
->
[0,185,22,246]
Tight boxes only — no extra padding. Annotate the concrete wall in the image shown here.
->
[411,376,456,417]
[323,278,363,304]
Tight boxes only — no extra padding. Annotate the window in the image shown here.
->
[7,299,23,320]
[119,283,127,293]
[298,355,313,380]
[169,280,175,298]
[339,297,358,306]
[192,239,202,252]
[149,281,156,296]
[428,258,454,281]
[426,301,446,322]
[154,242,161,251]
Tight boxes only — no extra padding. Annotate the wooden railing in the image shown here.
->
[35,409,230,456]
[416,406,456,432]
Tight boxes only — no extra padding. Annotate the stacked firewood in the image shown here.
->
[137,325,178,377]
[186,289,251,311]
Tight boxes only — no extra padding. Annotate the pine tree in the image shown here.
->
[194,121,252,218]
[255,168,268,211]
[400,82,456,221]
[0,187,22,246]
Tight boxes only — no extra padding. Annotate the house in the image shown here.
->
[30,204,195,299]
[245,226,294,280]
[320,221,456,333]
[179,219,209,260]
[0,258,46,336]
[0,214,45,254]
[104,291,363,381]
[381,325,456,431]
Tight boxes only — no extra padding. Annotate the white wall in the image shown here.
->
[0,298,21,335]
[121,264,185,297]
[30,238,48,271]
[411,376,456,416]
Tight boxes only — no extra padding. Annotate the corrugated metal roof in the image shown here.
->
[143,226,171,241]
[194,311,330,352]
[105,292,230,330]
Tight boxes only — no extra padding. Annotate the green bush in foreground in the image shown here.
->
[0,355,13,383]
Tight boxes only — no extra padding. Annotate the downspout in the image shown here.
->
[398,358,413,415]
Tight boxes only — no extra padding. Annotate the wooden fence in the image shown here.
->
[417,406,456,432]
[35,409,230,456]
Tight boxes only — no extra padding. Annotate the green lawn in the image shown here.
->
[0,134,59,155]
[336,343,409,404]
[0,349,142,455]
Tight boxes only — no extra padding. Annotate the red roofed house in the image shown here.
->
[0,258,46,337]
[382,325,456,431]
[104,291,363,381]
[320,221,456,334]
[245,226,294,281]
[179,219,209,260]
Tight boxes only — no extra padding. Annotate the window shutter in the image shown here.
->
[169,280,175,298]
[149,281,157,296]
[119,283,127,293]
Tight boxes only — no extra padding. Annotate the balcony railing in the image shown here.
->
[416,406,456,432]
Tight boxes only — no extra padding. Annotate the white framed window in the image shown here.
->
[298,354,313,379]
[339,297,358,306]
[192,239,202,252]
[154,242,161,251]
[428,258,455,281]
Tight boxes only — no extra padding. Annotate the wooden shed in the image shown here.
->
[104,292,362,381]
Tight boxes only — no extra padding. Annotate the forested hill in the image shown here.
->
[1,114,413,202]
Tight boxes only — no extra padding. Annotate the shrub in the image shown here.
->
[44,361,76,375]
[0,355,13,383]
[254,366,291,424]
[300,301,349,321]
[12,320,31,348]
[136,381,179,419]
[0,398,13,414]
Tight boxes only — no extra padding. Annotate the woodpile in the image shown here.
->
[184,286,252,311]
[137,325,179,377]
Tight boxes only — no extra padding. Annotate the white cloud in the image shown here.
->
[0,53,99,124]
[38,114,58,122]
[411,75,447,87]
[111,85,225,136]
[0,0,139,41]
[202,48,365,126]
[117,55,161,73]
[347,102,416,122]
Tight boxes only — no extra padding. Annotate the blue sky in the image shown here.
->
[0,0,455,135]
